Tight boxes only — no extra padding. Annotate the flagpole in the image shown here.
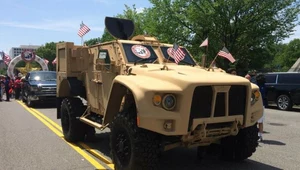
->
[200,37,208,68]
[207,54,219,71]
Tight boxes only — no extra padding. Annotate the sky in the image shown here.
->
[0,0,152,54]
[0,0,299,56]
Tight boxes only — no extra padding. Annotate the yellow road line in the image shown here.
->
[79,142,115,169]
[17,101,107,170]
[27,105,114,167]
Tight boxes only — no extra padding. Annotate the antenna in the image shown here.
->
[104,17,135,40]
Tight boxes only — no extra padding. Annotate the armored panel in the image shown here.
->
[56,42,91,77]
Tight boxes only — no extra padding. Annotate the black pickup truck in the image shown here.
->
[264,72,300,111]
[21,71,57,107]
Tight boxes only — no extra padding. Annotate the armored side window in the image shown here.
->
[98,50,111,70]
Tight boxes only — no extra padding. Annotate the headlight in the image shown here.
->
[30,86,39,92]
[251,90,260,105]
[162,94,176,111]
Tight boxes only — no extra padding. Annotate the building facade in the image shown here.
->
[9,45,41,59]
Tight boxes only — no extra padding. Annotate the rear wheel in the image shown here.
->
[276,94,292,111]
[60,97,88,142]
[110,106,161,170]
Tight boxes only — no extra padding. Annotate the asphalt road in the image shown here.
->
[1,100,300,170]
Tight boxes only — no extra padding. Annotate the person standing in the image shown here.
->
[256,73,267,142]
[14,76,22,100]
[0,77,4,101]
[4,76,11,101]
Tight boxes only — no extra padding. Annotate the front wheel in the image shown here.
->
[110,107,161,170]
[276,94,292,111]
[220,124,259,161]
[26,95,34,107]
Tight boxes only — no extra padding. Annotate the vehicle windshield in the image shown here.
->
[122,43,158,63]
[29,72,56,81]
[160,46,196,65]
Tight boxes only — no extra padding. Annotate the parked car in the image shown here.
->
[264,72,300,111]
[21,71,57,107]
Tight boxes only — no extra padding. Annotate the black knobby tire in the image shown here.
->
[220,124,259,161]
[110,106,161,170]
[276,94,292,111]
[60,98,87,142]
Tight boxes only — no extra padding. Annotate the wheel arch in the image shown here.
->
[103,81,139,124]
[57,78,86,119]
[275,92,292,102]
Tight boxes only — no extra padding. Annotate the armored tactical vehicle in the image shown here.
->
[56,17,264,170]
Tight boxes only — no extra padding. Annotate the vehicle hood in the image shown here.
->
[127,64,252,87]
[29,80,57,86]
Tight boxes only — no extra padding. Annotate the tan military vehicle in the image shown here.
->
[56,17,264,170]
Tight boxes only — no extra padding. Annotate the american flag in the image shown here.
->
[172,43,185,64]
[44,58,49,65]
[52,57,57,65]
[77,22,90,37]
[199,38,208,47]
[1,51,11,65]
[217,47,236,63]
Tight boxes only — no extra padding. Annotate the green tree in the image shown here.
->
[0,68,7,75]
[85,37,101,46]
[147,0,300,70]
[35,42,57,71]
[274,39,300,71]
[98,4,151,42]
[85,0,300,71]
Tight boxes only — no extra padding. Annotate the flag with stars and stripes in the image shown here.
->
[52,57,57,65]
[172,43,185,64]
[77,22,90,37]
[1,51,11,65]
[217,47,235,63]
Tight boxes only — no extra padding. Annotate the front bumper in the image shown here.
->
[137,84,263,137]
[29,94,56,102]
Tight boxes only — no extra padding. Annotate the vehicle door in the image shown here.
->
[86,45,119,112]
[265,74,278,102]
[97,47,119,109]
[284,73,300,104]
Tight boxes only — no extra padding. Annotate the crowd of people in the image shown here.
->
[227,68,267,142]
[0,74,23,102]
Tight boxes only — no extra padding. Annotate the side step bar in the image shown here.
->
[79,117,108,131]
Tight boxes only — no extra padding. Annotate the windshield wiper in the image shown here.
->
[166,58,196,66]
[134,57,157,65]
